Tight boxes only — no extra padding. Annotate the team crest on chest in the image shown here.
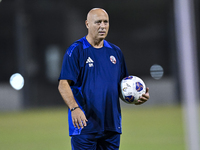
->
[110,55,116,64]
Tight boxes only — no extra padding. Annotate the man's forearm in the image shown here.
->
[58,80,78,110]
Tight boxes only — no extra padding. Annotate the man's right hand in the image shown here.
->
[71,108,88,129]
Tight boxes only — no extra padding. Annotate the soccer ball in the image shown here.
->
[120,75,146,104]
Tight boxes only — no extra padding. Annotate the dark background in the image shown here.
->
[0,0,199,107]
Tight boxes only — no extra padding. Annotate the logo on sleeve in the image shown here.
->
[86,57,94,67]
[110,56,116,64]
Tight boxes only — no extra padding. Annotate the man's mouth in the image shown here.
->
[98,31,106,34]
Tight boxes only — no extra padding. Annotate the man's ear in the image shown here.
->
[85,20,89,29]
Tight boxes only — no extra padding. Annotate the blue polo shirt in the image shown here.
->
[59,36,128,136]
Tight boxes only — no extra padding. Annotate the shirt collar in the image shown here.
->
[82,36,112,49]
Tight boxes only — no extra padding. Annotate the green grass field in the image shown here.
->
[0,105,185,150]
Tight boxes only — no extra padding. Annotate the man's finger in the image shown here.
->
[146,87,149,93]
[82,119,88,127]
[78,119,84,129]
[73,118,81,129]
[73,118,78,128]
[75,121,80,129]
[80,117,88,128]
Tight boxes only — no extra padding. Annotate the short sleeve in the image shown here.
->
[58,43,81,84]
[120,53,129,80]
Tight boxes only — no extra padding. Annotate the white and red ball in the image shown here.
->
[120,76,146,104]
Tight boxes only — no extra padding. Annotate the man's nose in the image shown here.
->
[100,22,106,28]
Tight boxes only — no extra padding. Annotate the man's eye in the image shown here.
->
[96,21,101,24]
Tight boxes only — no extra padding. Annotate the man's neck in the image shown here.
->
[86,35,104,48]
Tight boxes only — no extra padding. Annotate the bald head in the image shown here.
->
[85,8,109,46]
[87,8,109,21]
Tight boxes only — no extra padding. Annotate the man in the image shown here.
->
[58,8,149,150]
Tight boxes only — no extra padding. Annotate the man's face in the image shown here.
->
[86,10,109,41]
